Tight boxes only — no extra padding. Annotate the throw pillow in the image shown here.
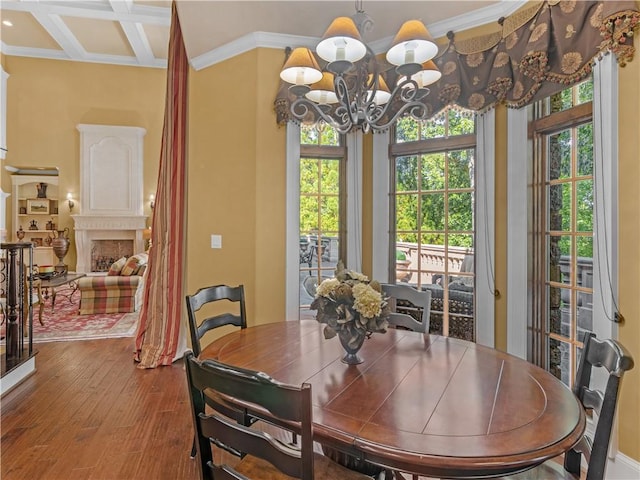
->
[121,253,149,276]
[107,257,127,276]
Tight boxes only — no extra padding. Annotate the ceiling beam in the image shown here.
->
[108,0,156,66]
[2,0,170,26]
[30,12,87,60]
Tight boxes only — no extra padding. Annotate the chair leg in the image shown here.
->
[390,471,419,480]
[190,436,197,459]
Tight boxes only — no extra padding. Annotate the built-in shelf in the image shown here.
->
[11,174,60,266]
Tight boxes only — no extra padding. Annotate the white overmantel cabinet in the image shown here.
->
[76,124,146,216]
[73,124,147,273]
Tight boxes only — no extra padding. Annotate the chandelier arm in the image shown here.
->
[363,80,430,132]
[290,97,353,134]
[366,100,429,132]
[333,74,360,128]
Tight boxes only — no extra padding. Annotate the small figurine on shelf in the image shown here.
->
[17,226,25,240]
[36,182,48,198]
[46,219,56,230]
[29,220,38,230]
[44,234,53,246]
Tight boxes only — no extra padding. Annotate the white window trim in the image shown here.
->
[371,113,496,346]
[371,132,390,281]
[506,106,530,359]
[507,55,619,358]
[285,124,302,320]
[285,124,363,320]
[476,109,496,347]
[345,131,363,273]
[1,65,8,159]
[591,54,619,344]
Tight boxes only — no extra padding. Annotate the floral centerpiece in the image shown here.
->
[311,262,389,363]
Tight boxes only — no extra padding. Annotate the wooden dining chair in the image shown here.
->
[379,284,433,480]
[186,284,247,357]
[381,283,431,333]
[185,284,251,458]
[184,351,372,480]
[504,331,634,480]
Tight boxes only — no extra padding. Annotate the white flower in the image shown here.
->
[352,283,382,319]
[348,270,369,282]
[316,278,340,298]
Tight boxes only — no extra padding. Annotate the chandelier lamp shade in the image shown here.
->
[279,11,442,133]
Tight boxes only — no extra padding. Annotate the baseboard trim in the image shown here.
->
[1,357,36,396]
[606,451,640,479]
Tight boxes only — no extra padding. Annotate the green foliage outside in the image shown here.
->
[547,105,594,259]
[300,158,340,233]
[395,108,475,249]
[298,90,594,264]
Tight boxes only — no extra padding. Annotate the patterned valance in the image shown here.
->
[275,0,639,127]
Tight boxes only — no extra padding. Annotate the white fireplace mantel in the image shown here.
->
[72,215,147,231]
[72,215,147,273]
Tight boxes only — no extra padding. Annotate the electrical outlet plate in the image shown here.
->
[210,234,222,249]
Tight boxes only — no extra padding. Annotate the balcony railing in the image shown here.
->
[1,242,36,379]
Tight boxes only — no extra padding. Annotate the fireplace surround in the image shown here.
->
[72,124,148,274]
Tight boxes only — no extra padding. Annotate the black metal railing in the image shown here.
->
[1,242,35,377]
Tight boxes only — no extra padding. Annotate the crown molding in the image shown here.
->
[190,32,318,71]
[1,0,528,71]
[191,0,529,71]
[1,43,166,69]
[428,0,528,38]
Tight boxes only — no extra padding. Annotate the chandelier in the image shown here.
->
[279,5,442,134]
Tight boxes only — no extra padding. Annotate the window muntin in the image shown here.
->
[299,125,345,319]
[396,109,475,142]
[533,80,594,387]
[391,109,476,340]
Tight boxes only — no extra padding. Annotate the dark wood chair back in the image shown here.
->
[565,331,635,480]
[185,284,246,357]
[185,351,314,480]
[504,332,634,480]
[381,283,431,333]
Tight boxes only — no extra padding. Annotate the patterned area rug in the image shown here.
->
[29,287,139,343]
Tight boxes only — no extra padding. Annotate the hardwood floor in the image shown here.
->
[1,339,585,480]
[1,338,199,480]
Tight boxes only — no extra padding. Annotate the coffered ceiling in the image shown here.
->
[0,1,528,70]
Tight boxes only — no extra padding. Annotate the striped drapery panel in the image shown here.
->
[134,1,188,368]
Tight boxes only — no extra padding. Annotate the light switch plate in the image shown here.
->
[210,234,222,249]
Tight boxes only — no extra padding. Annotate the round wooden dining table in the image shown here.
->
[200,320,586,479]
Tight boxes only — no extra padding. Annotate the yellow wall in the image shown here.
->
[0,57,165,266]
[186,48,286,335]
[2,41,638,463]
[617,55,640,460]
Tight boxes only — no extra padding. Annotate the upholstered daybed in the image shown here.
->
[77,253,148,315]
